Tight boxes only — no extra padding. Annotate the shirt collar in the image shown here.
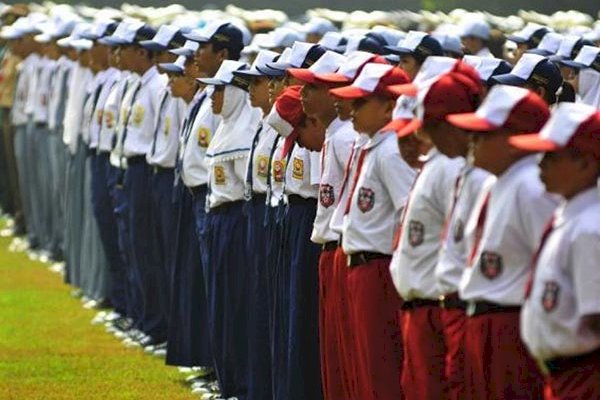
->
[497,154,537,184]
[419,147,439,163]
[326,117,346,137]
[365,130,393,150]
[555,187,600,227]
[140,65,158,85]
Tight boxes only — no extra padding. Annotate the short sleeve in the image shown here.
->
[378,145,416,212]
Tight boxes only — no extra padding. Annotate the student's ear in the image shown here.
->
[215,47,229,63]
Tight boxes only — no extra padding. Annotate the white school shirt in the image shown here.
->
[208,157,249,208]
[122,66,167,158]
[89,67,119,149]
[521,188,600,361]
[33,57,56,124]
[390,149,465,300]
[329,133,370,236]
[12,53,38,126]
[180,87,221,187]
[63,64,93,153]
[435,166,493,295]
[110,73,141,167]
[47,56,72,131]
[24,53,41,117]
[81,70,107,145]
[245,118,279,196]
[342,131,416,255]
[267,136,286,207]
[459,155,559,305]
[147,91,186,168]
[98,70,126,153]
[476,47,494,58]
[311,118,357,244]
[284,145,320,199]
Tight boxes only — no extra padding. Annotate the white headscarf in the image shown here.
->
[577,68,600,108]
[206,85,261,165]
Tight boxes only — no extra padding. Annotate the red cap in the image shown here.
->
[315,52,388,84]
[267,85,305,139]
[329,63,410,99]
[287,50,346,85]
[446,85,549,133]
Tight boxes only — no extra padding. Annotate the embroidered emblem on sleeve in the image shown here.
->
[214,165,226,185]
[542,281,560,312]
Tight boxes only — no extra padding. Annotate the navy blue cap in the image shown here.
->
[492,55,562,95]
[507,27,550,48]
[487,60,513,85]
[184,22,244,56]
[140,26,186,52]
[385,32,443,63]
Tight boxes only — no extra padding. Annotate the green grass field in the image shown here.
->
[0,234,195,400]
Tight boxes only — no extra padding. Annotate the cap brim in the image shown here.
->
[329,86,371,99]
[196,77,226,85]
[507,35,527,44]
[381,118,415,137]
[548,54,567,62]
[170,47,194,56]
[385,45,413,55]
[265,61,292,71]
[287,68,317,84]
[558,59,588,69]
[139,40,168,51]
[256,65,286,77]
[527,48,553,57]
[232,69,264,78]
[446,112,498,132]
[509,134,559,152]
[98,36,127,46]
[183,32,209,42]
[388,82,418,97]
[490,73,528,87]
[314,72,351,84]
[158,63,183,73]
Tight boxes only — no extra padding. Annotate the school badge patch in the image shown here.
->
[273,160,286,183]
[319,184,335,208]
[357,187,375,213]
[292,157,304,180]
[542,281,560,312]
[105,111,115,129]
[257,156,268,178]
[197,127,211,148]
[408,220,425,247]
[132,104,145,127]
[453,219,464,243]
[479,251,503,280]
[163,117,171,136]
[214,165,226,185]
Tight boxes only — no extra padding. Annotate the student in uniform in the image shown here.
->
[387,59,482,400]
[231,49,279,400]
[445,85,558,400]
[511,102,600,400]
[460,20,493,58]
[198,59,261,400]
[506,23,551,64]
[315,50,389,400]
[559,45,600,108]
[286,49,352,400]
[329,63,416,400]
[385,31,444,80]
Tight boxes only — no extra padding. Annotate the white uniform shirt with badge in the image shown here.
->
[246,117,280,196]
[521,188,600,361]
[63,64,93,154]
[12,53,38,126]
[208,157,249,208]
[435,166,493,295]
[147,90,186,168]
[267,136,286,207]
[33,56,56,124]
[81,70,107,145]
[122,66,168,157]
[342,131,416,255]
[180,87,221,187]
[98,70,126,153]
[311,118,357,244]
[329,133,370,236]
[459,155,559,305]
[110,73,141,167]
[390,149,465,300]
[89,67,120,150]
[284,145,320,199]
[24,53,41,118]
[47,56,73,131]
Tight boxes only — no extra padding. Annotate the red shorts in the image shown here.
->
[440,307,466,400]
[544,350,600,400]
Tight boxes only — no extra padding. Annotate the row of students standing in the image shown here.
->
[4,9,600,400]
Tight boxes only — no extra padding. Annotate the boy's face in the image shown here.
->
[168,74,187,98]
[296,116,325,151]
[248,76,271,111]
[423,120,470,158]
[184,56,202,79]
[470,129,515,175]
[300,82,335,119]
[398,54,420,81]
[268,76,285,104]
[462,36,482,55]
[334,97,353,121]
[155,49,176,65]
[194,42,224,77]
[398,135,430,169]
[350,94,394,135]
[210,85,225,114]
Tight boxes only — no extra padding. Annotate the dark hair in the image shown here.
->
[211,40,241,61]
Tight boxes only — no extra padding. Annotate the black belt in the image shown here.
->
[249,193,267,204]
[187,184,206,198]
[439,292,468,310]
[86,148,97,157]
[466,301,521,317]
[287,194,317,205]
[97,151,110,158]
[401,298,440,310]
[545,348,600,375]
[151,165,174,175]
[126,155,146,166]
[322,241,338,251]
[347,252,391,267]
[210,200,244,214]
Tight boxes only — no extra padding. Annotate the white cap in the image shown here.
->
[57,22,93,48]
[506,53,546,80]
[140,24,180,49]
[460,19,490,40]
[413,56,459,85]
[553,34,582,59]
[318,31,345,50]
[474,85,530,126]
[328,51,379,81]
[372,26,406,46]
[462,55,508,82]
[234,49,280,77]
[433,33,463,55]
[267,41,320,70]
[99,19,145,45]
[288,50,346,82]
[529,32,562,55]
[396,30,428,50]
[197,60,249,86]
[303,17,337,36]
[535,102,597,146]
[571,45,600,67]
[170,39,199,56]
[260,27,304,49]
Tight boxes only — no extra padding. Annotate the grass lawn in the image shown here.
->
[0,233,195,400]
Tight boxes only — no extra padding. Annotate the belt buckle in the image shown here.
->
[466,301,476,317]
[346,255,352,267]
